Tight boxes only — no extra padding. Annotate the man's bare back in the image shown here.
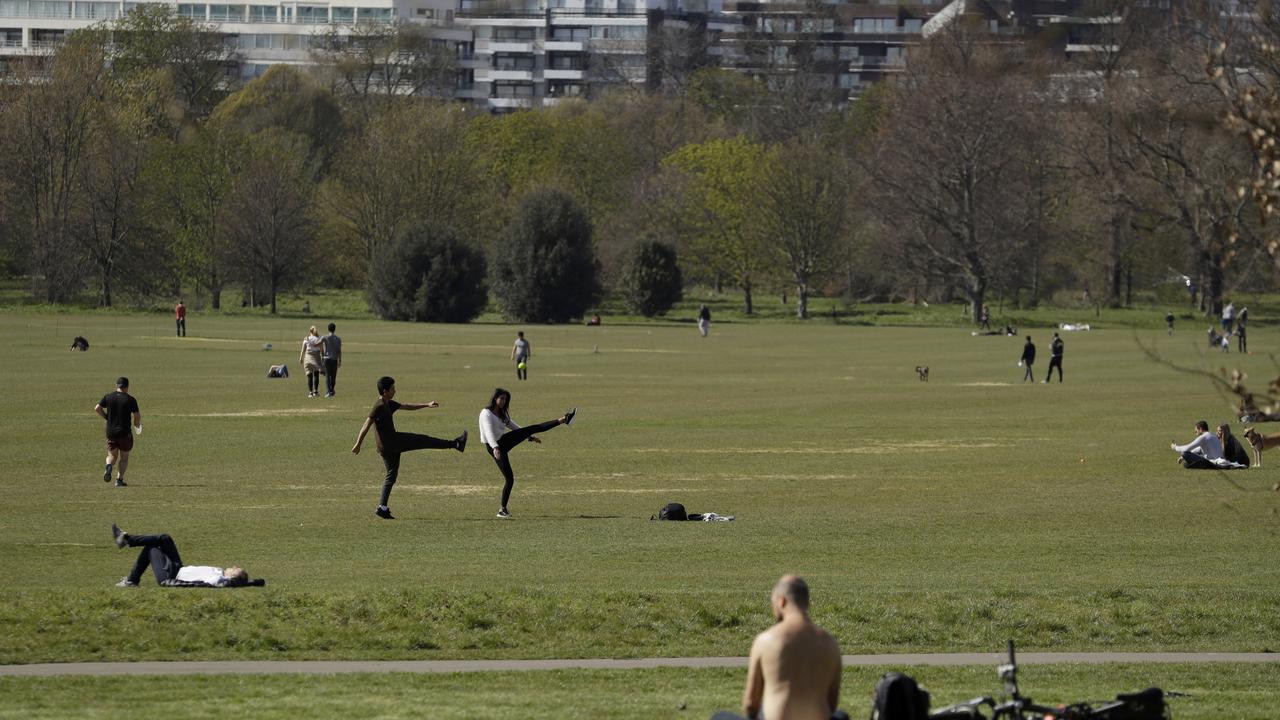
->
[742,575,842,720]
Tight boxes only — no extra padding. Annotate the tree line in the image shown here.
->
[4,3,1280,323]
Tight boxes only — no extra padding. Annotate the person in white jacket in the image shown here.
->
[110,524,258,587]
[1172,420,1222,469]
[479,388,575,519]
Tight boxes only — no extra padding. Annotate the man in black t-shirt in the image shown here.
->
[1043,333,1064,383]
[94,377,141,487]
[352,376,467,519]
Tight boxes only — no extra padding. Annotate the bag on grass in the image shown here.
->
[1089,688,1169,720]
[870,672,929,720]
[657,502,687,521]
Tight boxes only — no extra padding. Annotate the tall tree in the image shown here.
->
[223,132,317,314]
[311,20,458,111]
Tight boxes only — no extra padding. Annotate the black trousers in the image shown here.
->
[1045,356,1063,382]
[127,534,184,585]
[487,418,562,508]
[175,318,185,337]
[380,432,455,507]
[323,358,339,394]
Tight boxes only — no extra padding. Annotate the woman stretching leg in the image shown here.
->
[478,387,575,518]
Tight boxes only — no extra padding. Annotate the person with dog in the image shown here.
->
[740,575,842,720]
[1172,420,1223,469]
[94,377,141,487]
[1020,336,1036,383]
[1217,424,1251,468]
[1043,333,1064,383]
[352,376,468,520]
[110,524,261,587]
[479,388,576,519]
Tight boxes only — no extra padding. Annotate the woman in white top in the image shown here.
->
[479,388,575,518]
[299,325,326,398]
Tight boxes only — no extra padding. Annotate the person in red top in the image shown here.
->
[175,300,186,337]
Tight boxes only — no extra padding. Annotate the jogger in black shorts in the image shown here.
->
[478,388,576,519]
[352,376,467,520]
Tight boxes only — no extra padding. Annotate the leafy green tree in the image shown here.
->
[367,228,488,323]
[662,135,772,313]
[621,240,683,317]
[209,65,345,168]
[492,189,601,323]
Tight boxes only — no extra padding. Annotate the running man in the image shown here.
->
[94,377,140,487]
[352,376,467,520]
[741,575,842,720]
[512,331,531,381]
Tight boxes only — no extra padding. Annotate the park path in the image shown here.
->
[1,653,1276,677]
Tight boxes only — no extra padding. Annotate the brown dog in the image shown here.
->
[915,366,929,382]
[1243,427,1280,467]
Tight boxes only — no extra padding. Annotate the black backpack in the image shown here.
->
[871,672,930,720]
[657,503,687,521]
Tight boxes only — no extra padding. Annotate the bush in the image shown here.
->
[621,240,683,317]
[366,229,488,322]
[491,189,601,323]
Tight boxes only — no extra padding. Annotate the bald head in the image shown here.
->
[772,574,810,613]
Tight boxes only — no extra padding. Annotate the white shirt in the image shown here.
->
[1173,432,1222,460]
[479,408,519,448]
[175,566,226,585]
[302,335,323,355]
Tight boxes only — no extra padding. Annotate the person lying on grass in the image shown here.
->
[110,524,263,587]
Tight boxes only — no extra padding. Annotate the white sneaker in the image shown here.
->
[116,577,138,587]
[496,508,512,519]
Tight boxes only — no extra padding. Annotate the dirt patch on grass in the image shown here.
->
[959,382,1013,387]
[634,441,1007,455]
[158,408,339,418]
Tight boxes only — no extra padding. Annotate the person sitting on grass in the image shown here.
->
[1218,423,1251,468]
[1172,420,1222,470]
[111,524,263,587]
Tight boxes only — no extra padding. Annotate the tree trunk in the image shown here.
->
[742,281,753,315]
[99,261,112,308]
[210,287,222,311]
[1205,250,1224,318]
[968,287,984,324]
[269,273,278,315]
[796,285,808,319]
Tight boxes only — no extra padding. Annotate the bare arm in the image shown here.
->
[132,410,142,429]
[399,401,439,411]
[94,403,107,420]
[742,636,766,720]
[299,341,307,364]
[352,417,374,454]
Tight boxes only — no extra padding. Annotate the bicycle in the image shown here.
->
[928,641,1171,720]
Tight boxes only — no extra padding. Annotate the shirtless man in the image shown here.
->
[741,575,842,720]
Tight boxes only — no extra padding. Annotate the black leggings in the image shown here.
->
[307,371,320,393]
[488,418,563,508]
[380,432,456,507]
[126,533,184,585]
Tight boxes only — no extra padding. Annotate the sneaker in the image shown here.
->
[456,431,468,453]
[1041,380,1048,384]
[496,508,512,518]
[375,507,395,520]
[115,479,127,487]
[111,523,128,548]
[326,392,334,398]
[103,468,112,483]
[564,407,577,426]
[115,577,138,587]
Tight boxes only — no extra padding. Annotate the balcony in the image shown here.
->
[488,40,533,53]
[489,96,533,108]
[543,68,583,80]
[489,68,533,80]
[544,40,584,52]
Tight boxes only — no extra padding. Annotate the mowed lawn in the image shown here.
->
[1,311,1278,716]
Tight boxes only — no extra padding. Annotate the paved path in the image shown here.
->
[1,653,1276,677]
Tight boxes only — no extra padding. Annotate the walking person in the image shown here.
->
[175,300,186,337]
[1222,300,1236,335]
[94,377,140,487]
[479,388,576,519]
[352,376,467,520]
[697,304,712,337]
[979,304,991,331]
[1166,311,1175,336]
[1043,332,1064,383]
[321,323,342,397]
[299,325,325,398]
[512,331,531,381]
[1020,336,1036,383]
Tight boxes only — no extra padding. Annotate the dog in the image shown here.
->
[1243,427,1280,467]
[915,365,929,382]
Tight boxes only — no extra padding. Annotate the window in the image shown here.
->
[493,27,536,41]
[296,5,325,22]
[331,6,354,22]
[837,45,858,60]
[248,4,275,21]
[74,2,118,19]
[492,81,533,97]
[493,53,534,70]
[547,53,583,70]
[415,7,434,16]
[209,4,245,21]
[902,19,921,32]
[550,26,589,41]
[177,3,204,19]
[30,0,71,17]
[357,6,392,22]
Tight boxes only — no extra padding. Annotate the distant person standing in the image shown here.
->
[698,304,712,337]
[1222,300,1236,334]
[1237,324,1248,354]
[94,377,141,487]
[174,300,186,337]
[1166,311,1175,336]
[351,376,467,520]
[1043,332,1064,383]
[979,304,991,331]
[512,331,531,381]
[321,323,342,398]
[299,326,325,398]
[1238,306,1249,329]
[1020,336,1036,383]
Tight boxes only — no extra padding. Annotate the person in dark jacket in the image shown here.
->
[1218,424,1251,467]
[1020,336,1036,383]
[1043,333,1064,383]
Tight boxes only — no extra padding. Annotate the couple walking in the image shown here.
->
[1019,333,1064,383]
[352,377,576,520]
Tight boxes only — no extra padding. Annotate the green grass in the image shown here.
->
[2,664,1278,719]
[2,309,1278,712]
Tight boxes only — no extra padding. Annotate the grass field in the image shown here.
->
[2,308,1278,717]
